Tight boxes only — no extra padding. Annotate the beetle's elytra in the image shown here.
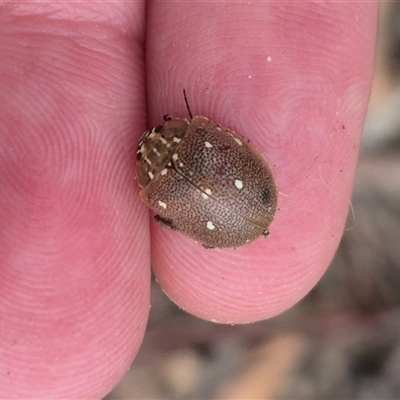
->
[136,90,277,249]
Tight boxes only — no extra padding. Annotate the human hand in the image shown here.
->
[0,2,377,398]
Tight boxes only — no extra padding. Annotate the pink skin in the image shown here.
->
[0,2,377,399]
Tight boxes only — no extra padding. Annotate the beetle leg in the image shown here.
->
[154,215,175,230]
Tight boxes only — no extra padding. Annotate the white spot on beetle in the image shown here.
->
[235,179,243,189]
[201,193,209,200]
[152,148,160,156]
[216,126,222,131]
[205,188,212,196]
[173,137,182,143]
[233,137,243,146]
[158,201,167,209]
[148,171,154,180]
[207,221,215,230]
[179,162,184,168]
[172,153,178,161]
[159,137,168,144]
[205,141,213,148]
[161,168,168,176]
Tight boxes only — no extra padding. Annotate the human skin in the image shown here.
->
[0,2,377,399]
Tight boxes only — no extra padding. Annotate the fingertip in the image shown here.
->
[145,2,377,323]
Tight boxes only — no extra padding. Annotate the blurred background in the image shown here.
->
[106,4,400,399]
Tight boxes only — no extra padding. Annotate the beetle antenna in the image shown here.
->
[183,89,193,119]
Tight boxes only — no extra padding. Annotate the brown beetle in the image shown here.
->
[136,91,277,248]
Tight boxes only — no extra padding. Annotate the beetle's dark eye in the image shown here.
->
[155,125,163,133]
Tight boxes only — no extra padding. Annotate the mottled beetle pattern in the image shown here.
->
[136,90,277,248]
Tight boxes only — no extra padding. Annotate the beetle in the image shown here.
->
[136,90,277,248]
